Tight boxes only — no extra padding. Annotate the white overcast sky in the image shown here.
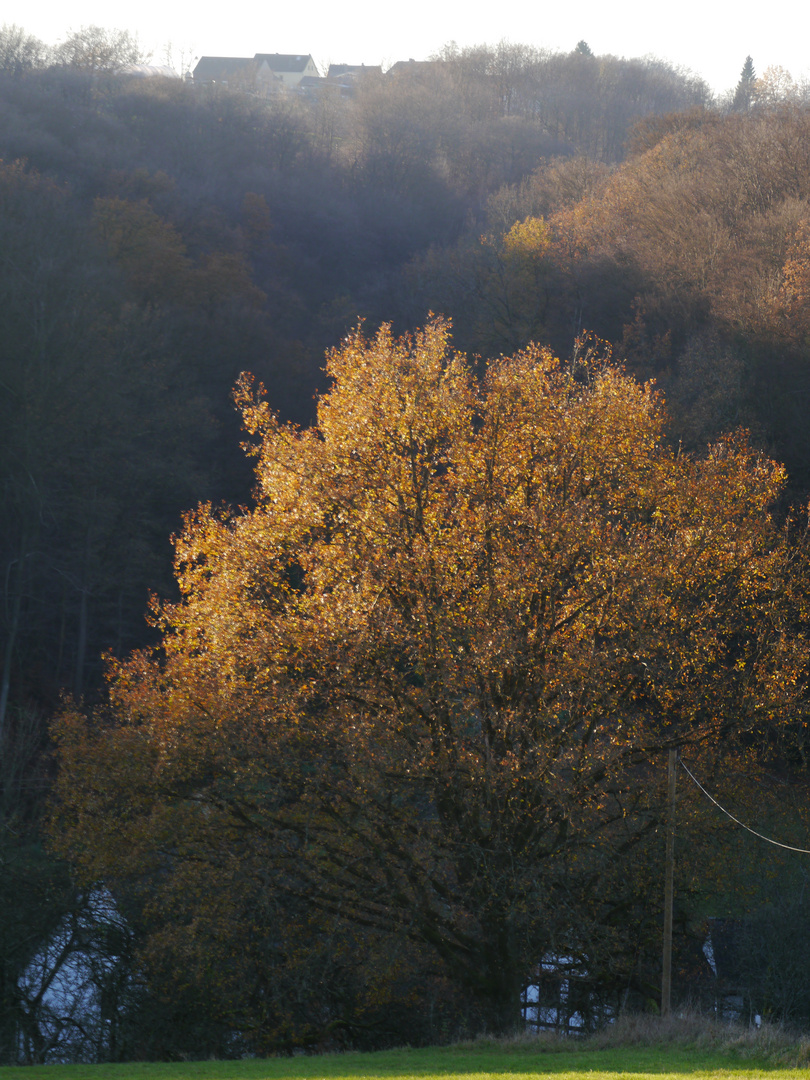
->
[7,0,807,95]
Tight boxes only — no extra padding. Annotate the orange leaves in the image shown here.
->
[51,316,810,1035]
[318,318,475,490]
[106,314,807,766]
[777,218,810,337]
[99,315,807,786]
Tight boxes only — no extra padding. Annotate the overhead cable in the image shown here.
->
[679,757,810,855]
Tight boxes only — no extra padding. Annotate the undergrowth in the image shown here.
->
[462,1011,810,1068]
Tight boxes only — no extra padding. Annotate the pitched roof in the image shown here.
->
[327,63,382,78]
[387,58,437,76]
[254,53,316,73]
[193,56,255,81]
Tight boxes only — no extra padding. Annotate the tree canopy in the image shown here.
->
[52,319,810,1045]
[0,29,809,1058]
[51,26,145,74]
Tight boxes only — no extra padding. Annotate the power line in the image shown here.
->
[679,757,810,855]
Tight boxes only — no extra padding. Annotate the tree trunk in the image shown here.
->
[466,924,525,1035]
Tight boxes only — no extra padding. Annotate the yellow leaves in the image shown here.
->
[51,316,810,1014]
[320,317,474,447]
[501,215,552,262]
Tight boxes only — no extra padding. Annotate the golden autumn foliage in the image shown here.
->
[778,219,810,325]
[543,108,810,348]
[51,318,810,1039]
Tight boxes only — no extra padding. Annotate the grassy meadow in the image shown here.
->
[6,1015,810,1080]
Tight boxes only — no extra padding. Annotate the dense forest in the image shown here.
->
[4,24,810,1063]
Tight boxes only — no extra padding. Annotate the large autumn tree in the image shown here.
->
[52,319,809,1041]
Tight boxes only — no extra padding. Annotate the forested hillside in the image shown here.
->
[0,36,715,755]
[3,31,810,1063]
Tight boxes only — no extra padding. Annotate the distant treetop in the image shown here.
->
[731,54,756,111]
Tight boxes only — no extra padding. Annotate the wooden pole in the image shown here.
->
[661,748,677,1017]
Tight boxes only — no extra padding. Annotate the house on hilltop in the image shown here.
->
[327,63,382,79]
[387,58,438,77]
[192,56,258,89]
[255,53,320,87]
[192,53,320,93]
[322,63,382,96]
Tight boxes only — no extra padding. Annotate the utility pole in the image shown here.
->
[661,748,677,1017]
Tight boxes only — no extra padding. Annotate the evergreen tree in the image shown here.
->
[732,55,756,111]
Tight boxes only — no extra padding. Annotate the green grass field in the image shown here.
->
[5,1025,810,1080]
